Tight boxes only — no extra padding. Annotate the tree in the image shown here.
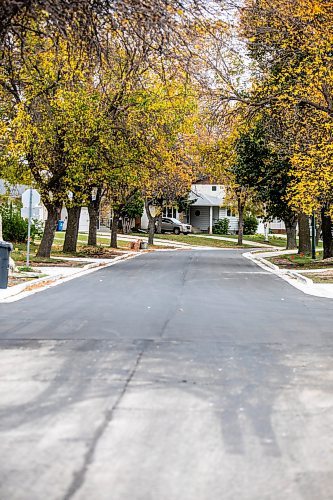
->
[0,0,213,49]
[240,0,333,256]
[233,121,299,249]
[120,194,143,233]
[0,28,106,256]
[108,169,142,249]
[132,80,200,245]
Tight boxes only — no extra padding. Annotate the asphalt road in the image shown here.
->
[0,249,333,500]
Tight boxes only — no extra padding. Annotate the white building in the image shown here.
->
[140,183,239,234]
[188,183,239,234]
[188,183,286,235]
[19,186,91,232]
[140,181,287,235]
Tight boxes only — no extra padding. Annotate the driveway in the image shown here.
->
[0,249,332,500]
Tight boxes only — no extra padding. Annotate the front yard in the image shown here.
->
[132,232,250,248]
[268,252,333,270]
[305,271,333,284]
[224,234,291,248]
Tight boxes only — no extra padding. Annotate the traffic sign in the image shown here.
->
[21,188,40,208]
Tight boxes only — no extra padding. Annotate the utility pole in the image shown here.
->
[311,211,316,260]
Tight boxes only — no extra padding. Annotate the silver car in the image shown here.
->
[160,217,192,235]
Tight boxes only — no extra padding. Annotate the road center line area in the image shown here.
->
[1,250,333,500]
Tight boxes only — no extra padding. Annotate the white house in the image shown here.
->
[188,183,287,235]
[140,182,239,234]
[140,181,287,235]
[18,186,90,232]
[188,183,239,234]
[141,205,181,230]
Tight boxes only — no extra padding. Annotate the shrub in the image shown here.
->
[243,214,258,235]
[213,218,229,235]
[0,203,43,242]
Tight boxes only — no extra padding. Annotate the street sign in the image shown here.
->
[21,188,40,208]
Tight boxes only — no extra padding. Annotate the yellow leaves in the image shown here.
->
[240,0,333,214]
[287,128,333,214]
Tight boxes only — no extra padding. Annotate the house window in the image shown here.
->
[195,210,201,217]
[212,186,217,191]
[227,208,235,217]
[163,207,177,218]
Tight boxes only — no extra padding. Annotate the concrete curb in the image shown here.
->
[245,251,314,284]
[1,252,138,303]
[243,250,333,299]
[284,270,314,286]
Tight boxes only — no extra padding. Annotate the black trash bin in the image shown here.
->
[0,241,13,289]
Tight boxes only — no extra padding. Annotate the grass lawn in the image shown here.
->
[268,252,333,270]
[11,243,90,267]
[11,242,55,264]
[54,231,131,251]
[11,235,129,266]
[55,232,176,251]
[221,234,289,247]
[304,271,333,284]
[131,232,248,248]
[224,233,323,249]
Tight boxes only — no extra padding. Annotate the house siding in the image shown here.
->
[218,208,239,232]
[190,206,210,231]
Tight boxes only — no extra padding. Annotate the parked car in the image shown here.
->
[159,217,192,235]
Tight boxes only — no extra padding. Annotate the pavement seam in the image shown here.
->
[62,348,144,500]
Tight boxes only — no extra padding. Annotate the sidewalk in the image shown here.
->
[97,232,193,248]
[187,234,276,248]
[246,249,333,299]
[98,231,273,248]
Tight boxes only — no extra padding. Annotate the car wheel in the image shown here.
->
[183,232,188,235]
[174,227,180,235]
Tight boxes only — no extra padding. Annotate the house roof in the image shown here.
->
[0,180,27,197]
[188,191,224,207]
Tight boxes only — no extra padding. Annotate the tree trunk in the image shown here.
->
[88,204,98,246]
[122,217,130,234]
[321,206,333,259]
[145,200,156,246]
[63,206,81,253]
[284,218,297,250]
[298,212,311,255]
[37,203,61,258]
[156,214,162,234]
[110,212,120,249]
[316,221,321,246]
[87,187,102,246]
[237,199,244,246]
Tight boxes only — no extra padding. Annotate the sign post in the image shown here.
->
[26,188,33,267]
[21,188,41,268]
[311,212,316,260]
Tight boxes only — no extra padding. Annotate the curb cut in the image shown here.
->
[284,270,314,286]
[243,250,333,299]
[244,251,314,285]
